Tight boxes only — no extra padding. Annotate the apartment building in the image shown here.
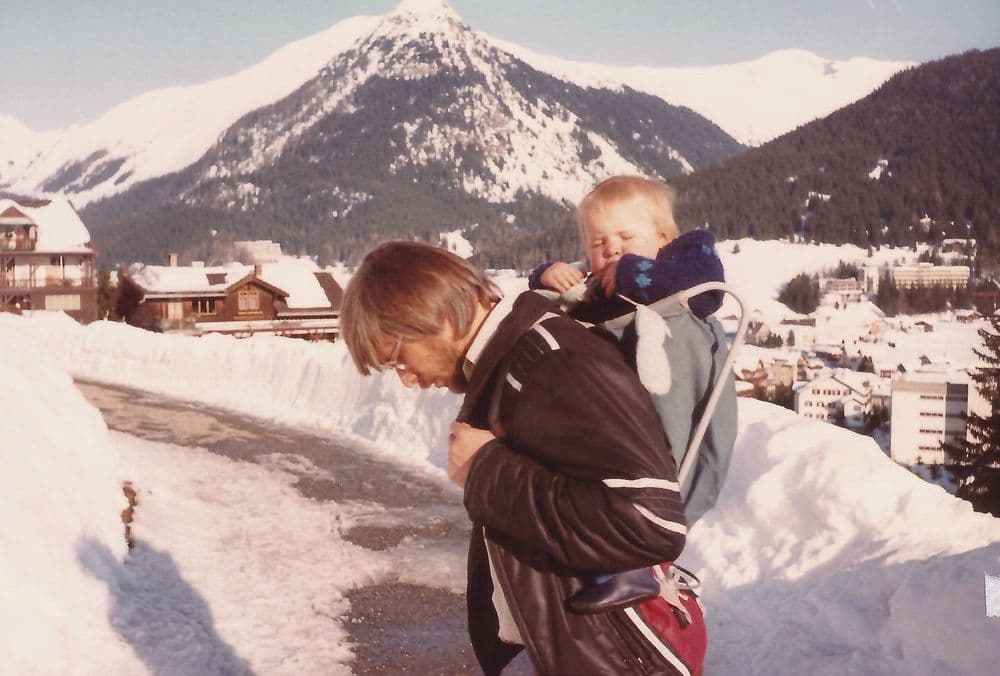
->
[862,263,971,294]
[890,377,969,465]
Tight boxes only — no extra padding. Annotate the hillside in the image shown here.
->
[673,48,1000,272]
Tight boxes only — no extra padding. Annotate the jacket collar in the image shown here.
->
[458,291,560,418]
[463,292,518,382]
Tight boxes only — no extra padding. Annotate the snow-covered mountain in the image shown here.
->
[495,43,914,147]
[0,14,380,205]
[1,0,910,210]
[72,0,744,267]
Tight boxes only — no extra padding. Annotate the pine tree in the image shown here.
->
[944,312,1000,516]
[96,266,118,320]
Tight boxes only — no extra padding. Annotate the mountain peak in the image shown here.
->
[374,0,466,44]
[389,0,460,21]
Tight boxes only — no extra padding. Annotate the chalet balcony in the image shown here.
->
[0,240,37,251]
[0,277,96,290]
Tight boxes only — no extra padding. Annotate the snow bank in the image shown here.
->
[0,316,131,671]
[2,312,459,474]
[5,304,999,673]
[688,400,1000,674]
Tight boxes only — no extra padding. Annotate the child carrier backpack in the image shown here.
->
[536,280,749,676]
[559,280,749,524]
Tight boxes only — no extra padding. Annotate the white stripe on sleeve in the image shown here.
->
[603,477,680,492]
[633,504,688,535]
[506,373,522,391]
[531,323,560,350]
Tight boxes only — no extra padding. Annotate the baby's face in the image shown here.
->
[583,197,669,275]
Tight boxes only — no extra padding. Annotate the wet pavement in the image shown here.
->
[74,379,497,675]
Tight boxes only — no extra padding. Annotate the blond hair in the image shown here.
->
[341,240,501,375]
[576,175,680,243]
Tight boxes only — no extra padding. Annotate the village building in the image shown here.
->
[972,280,1000,315]
[0,197,97,322]
[862,263,971,294]
[873,358,903,380]
[939,238,975,255]
[745,316,780,345]
[118,255,342,340]
[890,375,970,466]
[871,380,892,412]
[811,343,846,364]
[821,277,864,304]
[794,369,876,428]
[954,308,981,323]
[780,315,816,327]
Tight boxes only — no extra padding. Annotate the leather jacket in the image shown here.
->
[459,292,688,674]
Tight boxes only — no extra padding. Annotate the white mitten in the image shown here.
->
[635,304,672,395]
[560,280,590,306]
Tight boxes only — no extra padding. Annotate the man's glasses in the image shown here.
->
[378,335,410,372]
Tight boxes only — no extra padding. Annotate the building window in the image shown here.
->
[44,294,81,311]
[194,299,216,314]
[238,288,260,312]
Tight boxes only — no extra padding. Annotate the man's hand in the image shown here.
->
[448,421,495,488]
[539,262,586,293]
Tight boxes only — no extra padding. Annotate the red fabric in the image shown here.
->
[636,585,707,674]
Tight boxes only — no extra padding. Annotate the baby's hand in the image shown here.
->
[598,259,619,296]
[540,262,585,293]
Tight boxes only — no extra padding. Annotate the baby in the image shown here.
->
[529,175,724,322]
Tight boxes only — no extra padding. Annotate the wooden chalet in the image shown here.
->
[0,198,97,322]
[118,256,343,340]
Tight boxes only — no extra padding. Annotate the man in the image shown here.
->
[341,241,690,675]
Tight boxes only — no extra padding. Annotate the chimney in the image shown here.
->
[254,264,262,276]
[168,253,178,267]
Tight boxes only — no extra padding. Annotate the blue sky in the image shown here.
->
[3,0,998,131]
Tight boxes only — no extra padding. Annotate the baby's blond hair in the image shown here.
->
[576,176,680,245]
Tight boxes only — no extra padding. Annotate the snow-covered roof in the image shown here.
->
[832,368,876,393]
[0,198,92,251]
[129,258,338,309]
[899,367,972,385]
[800,368,874,395]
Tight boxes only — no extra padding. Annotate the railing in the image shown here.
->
[0,240,37,251]
[0,278,96,289]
